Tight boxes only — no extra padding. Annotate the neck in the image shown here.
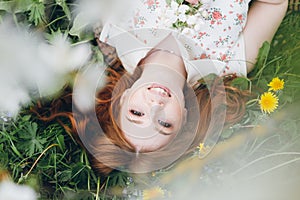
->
[139,66,186,92]
[145,50,187,78]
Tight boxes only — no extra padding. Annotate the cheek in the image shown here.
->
[167,100,184,117]
[128,90,146,106]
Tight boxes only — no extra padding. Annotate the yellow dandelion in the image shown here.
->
[198,143,209,152]
[259,92,279,114]
[268,77,284,91]
[198,143,204,151]
[143,186,165,200]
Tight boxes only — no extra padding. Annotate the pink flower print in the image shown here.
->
[200,53,208,59]
[144,0,159,11]
[198,32,207,38]
[219,51,233,62]
[220,54,227,61]
[208,8,226,27]
[146,0,154,5]
[195,31,209,41]
[133,11,146,28]
[212,11,222,20]
[237,14,243,21]
[214,35,231,47]
[234,13,245,26]
[235,0,244,5]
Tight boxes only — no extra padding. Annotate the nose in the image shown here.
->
[146,93,166,106]
[146,87,169,106]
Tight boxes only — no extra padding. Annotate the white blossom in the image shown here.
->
[201,10,209,18]
[178,13,187,22]
[158,1,208,34]
[187,15,197,26]
[73,64,106,112]
[0,20,91,117]
[165,9,178,24]
[178,4,189,14]
[170,1,179,10]
[194,23,203,31]
[182,27,195,37]
[39,35,91,74]
[0,181,37,200]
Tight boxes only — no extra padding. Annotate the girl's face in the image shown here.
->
[120,81,186,152]
[118,50,187,152]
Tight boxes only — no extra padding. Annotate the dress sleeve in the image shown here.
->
[99,23,149,74]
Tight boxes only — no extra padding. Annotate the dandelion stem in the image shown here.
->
[248,157,300,180]
[246,98,258,106]
[24,144,58,179]
[283,73,300,78]
[45,15,67,28]
[231,152,300,176]
[96,177,100,200]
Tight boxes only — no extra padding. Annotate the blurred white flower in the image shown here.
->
[39,35,91,74]
[73,64,106,112]
[75,0,134,25]
[0,181,37,200]
[0,20,91,117]
[75,0,102,22]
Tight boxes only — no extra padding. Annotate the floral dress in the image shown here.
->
[100,0,252,85]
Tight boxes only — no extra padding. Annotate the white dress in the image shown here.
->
[99,0,251,86]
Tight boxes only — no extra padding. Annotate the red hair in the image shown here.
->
[32,54,249,175]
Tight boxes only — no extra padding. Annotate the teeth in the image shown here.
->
[151,87,168,96]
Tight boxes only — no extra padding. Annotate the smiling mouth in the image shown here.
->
[148,84,172,97]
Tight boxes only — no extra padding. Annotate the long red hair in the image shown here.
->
[32,53,249,175]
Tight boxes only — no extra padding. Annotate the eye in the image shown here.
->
[130,109,144,117]
[158,119,172,128]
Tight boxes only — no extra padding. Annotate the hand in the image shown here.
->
[185,0,199,5]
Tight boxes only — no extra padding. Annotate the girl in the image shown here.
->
[43,0,288,175]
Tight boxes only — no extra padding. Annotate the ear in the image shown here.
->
[182,108,188,125]
[120,89,130,105]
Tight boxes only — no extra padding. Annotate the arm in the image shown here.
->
[244,0,288,72]
[255,0,287,4]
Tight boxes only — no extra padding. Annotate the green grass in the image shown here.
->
[0,1,300,199]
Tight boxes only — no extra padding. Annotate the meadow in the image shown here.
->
[0,1,300,199]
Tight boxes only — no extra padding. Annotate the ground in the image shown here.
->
[0,1,300,200]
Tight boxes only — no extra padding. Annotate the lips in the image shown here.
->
[148,84,171,97]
